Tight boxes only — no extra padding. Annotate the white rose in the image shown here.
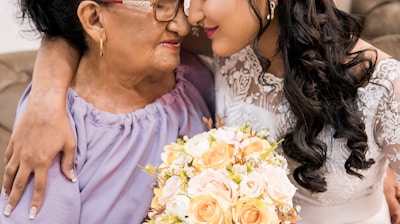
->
[165,195,190,221]
[210,126,245,143]
[169,154,192,175]
[239,173,266,199]
[232,164,248,176]
[187,169,239,203]
[184,132,211,157]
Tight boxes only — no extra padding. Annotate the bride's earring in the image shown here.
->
[267,1,276,20]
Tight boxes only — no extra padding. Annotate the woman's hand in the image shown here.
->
[384,166,400,224]
[3,92,76,217]
[2,36,79,218]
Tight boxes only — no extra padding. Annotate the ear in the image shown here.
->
[77,1,107,45]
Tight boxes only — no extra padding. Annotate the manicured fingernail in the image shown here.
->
[70,170,77,183]
[29,206,37,220]
[3,203,13,216]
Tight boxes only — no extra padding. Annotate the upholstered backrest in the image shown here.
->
[352,0,400,59]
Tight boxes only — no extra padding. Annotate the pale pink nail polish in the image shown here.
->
[29,206,37,220]
[70,170,77,183]
[3,204,12,216]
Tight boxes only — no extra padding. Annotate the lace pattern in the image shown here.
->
[214,45,400,206]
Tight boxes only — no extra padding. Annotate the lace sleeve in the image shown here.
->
[376,60,400,175]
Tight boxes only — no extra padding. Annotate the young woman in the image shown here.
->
[0,0,214,222]
[186,0,400,223]
[3,0,400,223]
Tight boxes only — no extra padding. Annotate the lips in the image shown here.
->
[159,39,181,50]
[204,26,218,38]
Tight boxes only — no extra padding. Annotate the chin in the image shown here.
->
[159,59,180,71]
[212,42,243,57]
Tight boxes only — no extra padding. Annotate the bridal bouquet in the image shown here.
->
[143,123,300,224]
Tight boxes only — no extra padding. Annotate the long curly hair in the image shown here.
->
[250,0,376,192]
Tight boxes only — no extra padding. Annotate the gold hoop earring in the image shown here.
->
[99,36,104,57]
[267,1,276,20]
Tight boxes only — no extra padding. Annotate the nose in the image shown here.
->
[167,7,190,36]
[187,0,203,27]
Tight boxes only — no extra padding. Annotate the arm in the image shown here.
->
[384,166,400,224]
[379,60,400,224]
[2,36,79,218]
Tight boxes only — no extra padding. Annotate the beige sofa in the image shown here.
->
[0,0,400,187]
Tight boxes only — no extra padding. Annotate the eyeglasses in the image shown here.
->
[100,0,185,22]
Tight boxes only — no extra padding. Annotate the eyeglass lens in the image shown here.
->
[154,0,180,21]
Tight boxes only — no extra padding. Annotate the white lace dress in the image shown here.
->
[213,46,400,223]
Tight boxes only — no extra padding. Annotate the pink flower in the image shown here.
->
[257,163,297,206]
[187,168,239,203]
[158,176,182,206]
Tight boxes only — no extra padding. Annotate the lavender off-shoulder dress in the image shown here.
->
[0,51,214,224]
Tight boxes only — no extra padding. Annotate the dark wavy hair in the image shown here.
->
[250,0,376,192]
[18,0,107,53]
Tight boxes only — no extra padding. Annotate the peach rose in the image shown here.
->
[187,169,238,203]
[193,141,235,172]
[160,144,182,168]
[188,194,232,224]
[232,198,280,224]
[150,187,163,210]
[257,164,296,206]
[242,137,272,157]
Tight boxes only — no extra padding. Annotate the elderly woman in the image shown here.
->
[0,0,214,223]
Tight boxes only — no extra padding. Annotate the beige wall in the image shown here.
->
[0,0,40,54]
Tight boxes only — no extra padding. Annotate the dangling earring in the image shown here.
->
[267,1,276,20]
[99,36,104,57]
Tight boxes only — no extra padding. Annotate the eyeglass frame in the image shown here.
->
[100,0,185,22]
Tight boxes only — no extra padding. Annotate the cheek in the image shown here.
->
[203,2,230,22]
[111,22,158,48]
